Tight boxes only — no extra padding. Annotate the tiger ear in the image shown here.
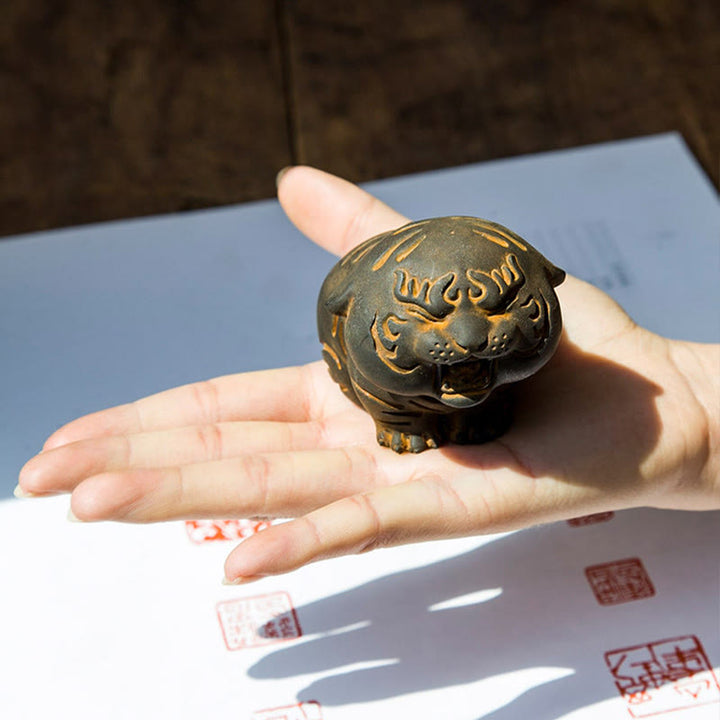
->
[545,263,566,287]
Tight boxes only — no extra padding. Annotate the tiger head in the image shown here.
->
[319,217,565,410]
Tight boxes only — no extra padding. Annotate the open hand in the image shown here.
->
[18,167,719,583]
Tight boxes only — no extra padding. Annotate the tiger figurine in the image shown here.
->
[317,216,565,453]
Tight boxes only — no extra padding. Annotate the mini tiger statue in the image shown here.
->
[317,216,565,453]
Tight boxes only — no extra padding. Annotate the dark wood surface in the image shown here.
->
[2,0,718,237]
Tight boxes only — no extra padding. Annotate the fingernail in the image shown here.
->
[67,508,83,523]
[222,575,262,586]
[13,484,37,499]
[275,166,294,189]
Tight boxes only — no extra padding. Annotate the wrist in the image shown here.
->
[669,340,720,504]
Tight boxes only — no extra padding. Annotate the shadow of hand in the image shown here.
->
[248,506,719,717]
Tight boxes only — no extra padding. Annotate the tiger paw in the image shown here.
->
[376,427,440,454]
[447,390,514,445]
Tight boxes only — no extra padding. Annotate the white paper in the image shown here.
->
[1,133,719,719]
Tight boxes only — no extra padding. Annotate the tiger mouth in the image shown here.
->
[437,359,495,408]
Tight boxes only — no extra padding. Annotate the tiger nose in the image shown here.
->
[450,316,491,354]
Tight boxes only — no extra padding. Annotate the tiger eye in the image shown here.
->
[317,216,565,453]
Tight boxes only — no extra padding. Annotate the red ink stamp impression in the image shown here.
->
[605,635,720,717]
[217,592,301,650]
[567,511,615,526]
[585,557,655,606]
[251,701,323,720]
[185,519,270,544]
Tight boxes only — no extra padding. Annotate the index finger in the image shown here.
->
[43,362,327,451]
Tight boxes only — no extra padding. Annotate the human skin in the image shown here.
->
[17,166,720,584]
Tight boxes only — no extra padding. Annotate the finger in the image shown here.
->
[43,362,327,451]
[223,469,621,582]
[277,166,409,257]
[68,445,386,522]
[20,418,344,496]
[555,275,637,350]
[277,168,637,350]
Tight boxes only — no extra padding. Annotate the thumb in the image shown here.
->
[277,166,408,257]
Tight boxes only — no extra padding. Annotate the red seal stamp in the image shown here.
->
[605,635,720,717]
[251,701,323,720]
[585,557,655,606]
[216,592,302,651]
[185,519,270,544]
[567,511,615,527]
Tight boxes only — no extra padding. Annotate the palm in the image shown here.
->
[19,167,712,581]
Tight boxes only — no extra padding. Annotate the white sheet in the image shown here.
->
[1,133,718,719]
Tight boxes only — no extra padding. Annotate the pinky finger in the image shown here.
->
[223,476,494,583]
[222,468,627,583]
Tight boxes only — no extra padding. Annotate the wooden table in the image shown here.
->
[1,0,717,237]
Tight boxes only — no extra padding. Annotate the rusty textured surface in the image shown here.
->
[1,0,717,237]
[317,217,565,453]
